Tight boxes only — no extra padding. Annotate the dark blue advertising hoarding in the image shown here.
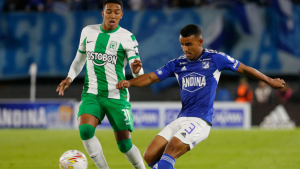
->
[0,101,76,128]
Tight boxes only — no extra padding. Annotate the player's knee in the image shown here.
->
[143,151,153,164]
[78,124,95,140]
[117,139,133,153]
[144,151,160,167]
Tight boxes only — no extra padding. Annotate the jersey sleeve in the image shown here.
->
[213,53,240,72]
[78,27,87,54]
[154,59,176,81]
[126,34,140,61]
[67,27,88,81]
[124,34,143,77]
[67,51,87,81]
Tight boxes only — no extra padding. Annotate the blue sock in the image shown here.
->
[154,154,176,169]
[148,161,159,168]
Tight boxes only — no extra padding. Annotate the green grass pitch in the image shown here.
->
[0,129,299,169]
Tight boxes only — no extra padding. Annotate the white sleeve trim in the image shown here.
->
[67,51,87,81]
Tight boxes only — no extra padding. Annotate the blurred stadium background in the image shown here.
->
[0,0,300,169]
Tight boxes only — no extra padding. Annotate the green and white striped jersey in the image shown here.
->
[76,24,141,101]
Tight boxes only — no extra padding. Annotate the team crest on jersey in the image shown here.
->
[202,61,210,69]
[108,41,118,52]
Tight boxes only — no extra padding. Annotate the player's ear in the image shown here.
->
[120,12,124,19]
[102,10,104,17]
[199,38,203,46]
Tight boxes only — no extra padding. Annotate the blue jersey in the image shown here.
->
[154,49,240,124]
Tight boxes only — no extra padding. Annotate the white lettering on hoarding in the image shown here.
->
[133,111,158,125]
[13,109,22,127]
[213,111,243,125]
[0,107,47,127]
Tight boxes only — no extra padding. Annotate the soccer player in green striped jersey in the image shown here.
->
[56,0,145,168]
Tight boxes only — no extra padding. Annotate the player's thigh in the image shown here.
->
[174,117,211,150]
[78,93,105,126]
[102,98,133,132]
[78,114,99,128]
[157,118,181,142]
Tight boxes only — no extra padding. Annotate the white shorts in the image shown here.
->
[158,117,211,150]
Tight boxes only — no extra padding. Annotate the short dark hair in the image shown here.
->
[103,0,123,10]
[180,24,202,38]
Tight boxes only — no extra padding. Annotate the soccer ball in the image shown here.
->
[59,150,88,169]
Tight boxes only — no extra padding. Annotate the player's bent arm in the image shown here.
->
[129,58,144,77]
[67,51,87,82]
[129,72,161,87]
[236,63,285,89]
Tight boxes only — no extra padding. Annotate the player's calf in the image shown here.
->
[79,124,109,169]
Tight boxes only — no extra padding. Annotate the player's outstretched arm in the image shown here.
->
[56,77,72,96]
[236,63,285,89]
[116,72,160,89]
[56,50,87,96]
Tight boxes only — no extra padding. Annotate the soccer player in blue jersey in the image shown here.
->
[116,24,286,169]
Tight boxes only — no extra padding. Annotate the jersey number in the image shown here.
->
[122,109,131,124]
[184,123,196,134]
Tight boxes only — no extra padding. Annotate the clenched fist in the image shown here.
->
[131,59,142,74]
[116,80,130,90]
[268,78,285,89]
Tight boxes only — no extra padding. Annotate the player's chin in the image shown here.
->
[186,56,192,60]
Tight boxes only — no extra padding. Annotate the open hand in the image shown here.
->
[56,77,72,96]
[116,80,130,90]
[268,78,285,89]
[131,59,142,74]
